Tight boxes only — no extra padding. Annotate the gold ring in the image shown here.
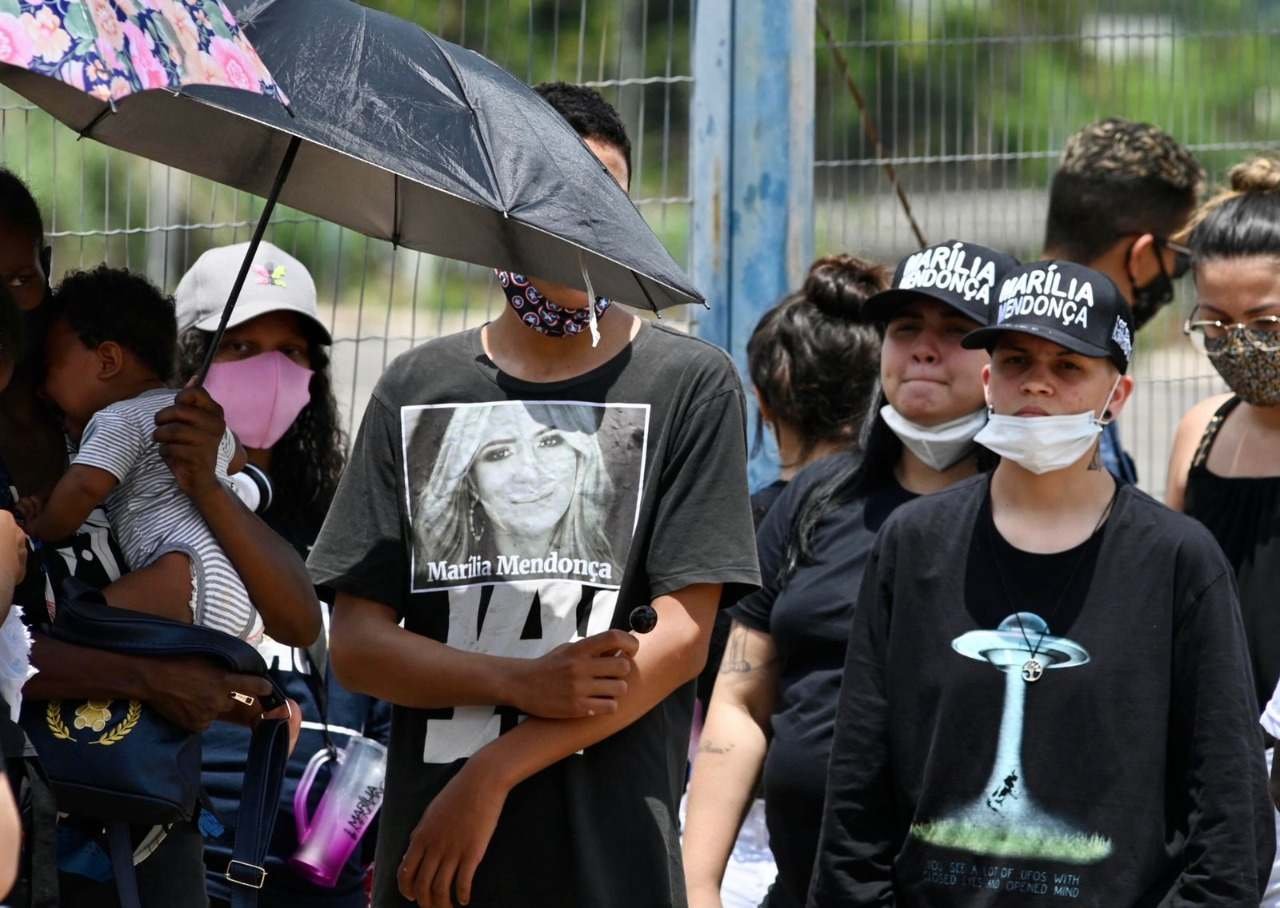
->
[229,691,256,707]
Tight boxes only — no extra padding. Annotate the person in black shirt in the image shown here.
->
[685,241,1017,908]
[1164,156,1280,905]
[691,254,886,908]
[700,253,885,704]
[810,261,1272,907]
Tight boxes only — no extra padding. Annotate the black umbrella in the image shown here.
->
[0,0,700,379]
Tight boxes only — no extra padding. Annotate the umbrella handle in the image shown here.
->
[194,134,303,386]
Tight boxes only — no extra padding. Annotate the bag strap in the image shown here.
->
[1191,396,1242,470]
[105,713,291,908]
[224,712,292,908]
[107,823,141,907]
[299,644,337,758]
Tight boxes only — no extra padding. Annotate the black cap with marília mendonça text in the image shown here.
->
[962,260,1134,373]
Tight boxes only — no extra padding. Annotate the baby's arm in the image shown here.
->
[29,465,118,542]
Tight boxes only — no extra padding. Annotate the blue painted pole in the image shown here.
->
[692,0,815,490]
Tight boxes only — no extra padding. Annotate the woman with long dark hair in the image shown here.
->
[173,241,389,908]
[1165,156,1280,905]
[684,240,1017,908]
[174,243,345,550]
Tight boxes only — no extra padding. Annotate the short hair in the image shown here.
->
[48,266,176,382]
[0,168,43,244]
[534,81,632,180]
[747,254,886,461]
[1044,118,1204,263]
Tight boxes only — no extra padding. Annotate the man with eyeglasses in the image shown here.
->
[1041,117,1204,483]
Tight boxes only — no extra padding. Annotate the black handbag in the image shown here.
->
[20,578,292,908]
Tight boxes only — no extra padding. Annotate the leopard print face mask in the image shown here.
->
[1206,331,1280,406]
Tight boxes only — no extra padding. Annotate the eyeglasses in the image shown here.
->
[1158,238,1193,281]
[1183,312,1280,353]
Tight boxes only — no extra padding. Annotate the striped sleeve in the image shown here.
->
[217,427,236,476]
[72,405,146,482]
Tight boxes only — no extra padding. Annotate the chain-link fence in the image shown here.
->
[814,0,1280,494]
[0,0,694,438]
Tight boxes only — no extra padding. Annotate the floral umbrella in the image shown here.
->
[0,0,288,382]
[0,0,286,118]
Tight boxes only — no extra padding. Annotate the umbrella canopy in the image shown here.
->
[0,0,286,109]
[2,0,700,312]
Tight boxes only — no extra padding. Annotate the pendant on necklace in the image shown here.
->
[1021,659,1044,683]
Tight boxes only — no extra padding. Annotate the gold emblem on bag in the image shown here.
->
[46,699,142,746]
[74,700,113,732]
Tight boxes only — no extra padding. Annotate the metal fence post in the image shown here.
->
[692,0,815,489]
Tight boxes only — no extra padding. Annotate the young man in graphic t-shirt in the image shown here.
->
[308,83,760,908]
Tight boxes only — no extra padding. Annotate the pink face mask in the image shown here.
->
[205,351,314,449]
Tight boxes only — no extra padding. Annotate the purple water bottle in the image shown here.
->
[289,735,388,887]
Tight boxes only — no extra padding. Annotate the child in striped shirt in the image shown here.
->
[23,266,261,641]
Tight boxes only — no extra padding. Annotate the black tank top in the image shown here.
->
[1184,396,1280,712]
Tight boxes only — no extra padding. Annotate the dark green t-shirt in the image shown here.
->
[308,322,760,908]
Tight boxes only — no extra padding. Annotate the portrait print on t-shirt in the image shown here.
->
[403,400,648,592]
[912,612,1112,867]
[402,401,649,763]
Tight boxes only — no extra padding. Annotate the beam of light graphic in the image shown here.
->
[909,613,1112,864]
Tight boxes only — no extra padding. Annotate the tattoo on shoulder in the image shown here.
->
[698,740,734,755]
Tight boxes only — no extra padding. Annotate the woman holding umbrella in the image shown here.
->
[808,261,1271,906]
[172,241,390,908]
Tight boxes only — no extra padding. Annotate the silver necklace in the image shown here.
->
[988,485,1117,683]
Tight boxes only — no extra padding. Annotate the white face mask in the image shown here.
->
[880,405,988,472]
[974,377,1121,475]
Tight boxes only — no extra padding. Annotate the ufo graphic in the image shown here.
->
[910,613,1111,864]
[952,612,1090,678]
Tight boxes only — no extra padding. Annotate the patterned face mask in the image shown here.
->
[1207,332,1280,406]
[496,271,611,341]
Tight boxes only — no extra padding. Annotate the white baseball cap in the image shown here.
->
[174,241,331,344]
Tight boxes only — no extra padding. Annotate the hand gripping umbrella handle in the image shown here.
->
[194,134,303,386]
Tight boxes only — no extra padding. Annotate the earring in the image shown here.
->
[468,500,485,545]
